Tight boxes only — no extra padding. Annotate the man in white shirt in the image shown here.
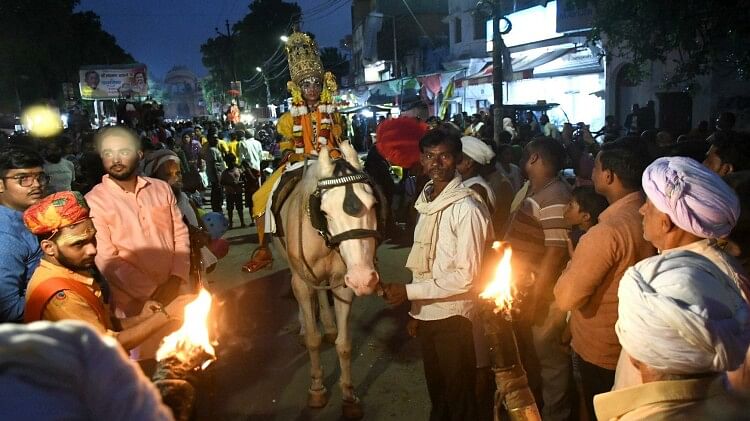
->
[238,129,263,174]
[457,135,496,213]
[382,127,491,420]
[43,141,75,193]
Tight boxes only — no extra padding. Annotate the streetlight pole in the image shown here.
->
[256,67,272,107]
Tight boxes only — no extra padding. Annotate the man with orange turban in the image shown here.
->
[23,191,193,351]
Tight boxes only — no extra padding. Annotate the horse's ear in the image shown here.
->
[340,140,361,170]
[318,145,334,176]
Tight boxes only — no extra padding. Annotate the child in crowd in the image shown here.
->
[220,154,246,229]
[563,185,609,254]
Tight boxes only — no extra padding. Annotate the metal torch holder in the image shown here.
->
[152,350,215,421]
[480,301,541,421]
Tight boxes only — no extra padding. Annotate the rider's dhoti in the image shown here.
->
[252,160,306,234]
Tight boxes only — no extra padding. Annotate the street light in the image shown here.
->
[280,35,289,43]
[256,67,272,107]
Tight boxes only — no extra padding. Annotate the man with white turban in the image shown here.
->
[594,251,750,420]
[613,156,750,390]
[457,136,496,213]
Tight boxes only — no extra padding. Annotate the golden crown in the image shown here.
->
[285,31,324,85]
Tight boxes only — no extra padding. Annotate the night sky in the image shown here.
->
[76,0,352,79]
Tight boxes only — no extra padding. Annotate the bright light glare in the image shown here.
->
[255,67,262,72]
[21,105,63,138]
[479,242,514,312]
[156,289,215,363]
[280,35,289,42]
[240,112,255,124]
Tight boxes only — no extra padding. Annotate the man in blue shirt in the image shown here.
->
[0,145,46,322]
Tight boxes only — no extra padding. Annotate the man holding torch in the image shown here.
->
[382,127,492,420]
[22,191,193,351]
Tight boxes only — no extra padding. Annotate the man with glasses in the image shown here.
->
[0,146,47,322]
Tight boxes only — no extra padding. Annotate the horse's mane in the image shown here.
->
[296,157,356,197]
[297,159,324,197]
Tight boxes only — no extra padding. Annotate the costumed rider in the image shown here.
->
[242,31,346,273]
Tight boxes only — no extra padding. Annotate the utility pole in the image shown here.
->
[216,20,238,91]
[256,67,272,106]
[490,0,506,147]
[391,15,398,78]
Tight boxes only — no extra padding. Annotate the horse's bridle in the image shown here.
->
[309,161,382,249]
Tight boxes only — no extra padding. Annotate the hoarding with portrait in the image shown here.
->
[79,64,148,100]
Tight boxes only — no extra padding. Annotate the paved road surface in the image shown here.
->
[194,222,431,420]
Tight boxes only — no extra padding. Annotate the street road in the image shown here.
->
[194,223,431,420]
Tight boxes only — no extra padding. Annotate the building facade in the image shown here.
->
[447,0,605,129]
[162,66,206,120]
[350,0,450,85]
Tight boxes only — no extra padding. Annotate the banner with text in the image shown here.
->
[79,64,148,100]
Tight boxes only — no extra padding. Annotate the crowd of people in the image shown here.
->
[2,97,750,419]
[373,108,750,420]
[2,27,750,420]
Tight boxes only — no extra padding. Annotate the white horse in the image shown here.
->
[273,141,381,418]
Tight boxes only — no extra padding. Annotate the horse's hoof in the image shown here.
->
[323,332,338,344]
[307,387,328,408]
[342,397,363,419]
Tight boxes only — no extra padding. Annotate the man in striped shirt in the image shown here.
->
[504,137,572,421]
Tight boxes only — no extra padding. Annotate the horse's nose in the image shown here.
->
[345,270,380,296]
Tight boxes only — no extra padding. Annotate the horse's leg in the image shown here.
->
[291,274,328,408]
[318,288,338,343]
[332,285,363,419]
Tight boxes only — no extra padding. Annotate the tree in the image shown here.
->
[320,47,350,84]
[201,0,301,106]
[0,0,134,112]
[577,0,750,89]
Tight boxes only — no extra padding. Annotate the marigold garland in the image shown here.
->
[287,73,338,153]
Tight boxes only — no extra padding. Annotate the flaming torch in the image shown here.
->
[152,289,216,421]
[479,242,541,421]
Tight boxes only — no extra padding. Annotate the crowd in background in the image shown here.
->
[1,102,750,420]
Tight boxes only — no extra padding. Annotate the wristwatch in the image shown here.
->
[150,302,172,320]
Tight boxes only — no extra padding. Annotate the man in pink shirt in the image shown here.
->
[86,127,191,318]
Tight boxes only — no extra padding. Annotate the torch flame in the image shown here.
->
[479,242,514,312]
[156,289,215,363]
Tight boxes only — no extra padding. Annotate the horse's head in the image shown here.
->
[314,142,381,296]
